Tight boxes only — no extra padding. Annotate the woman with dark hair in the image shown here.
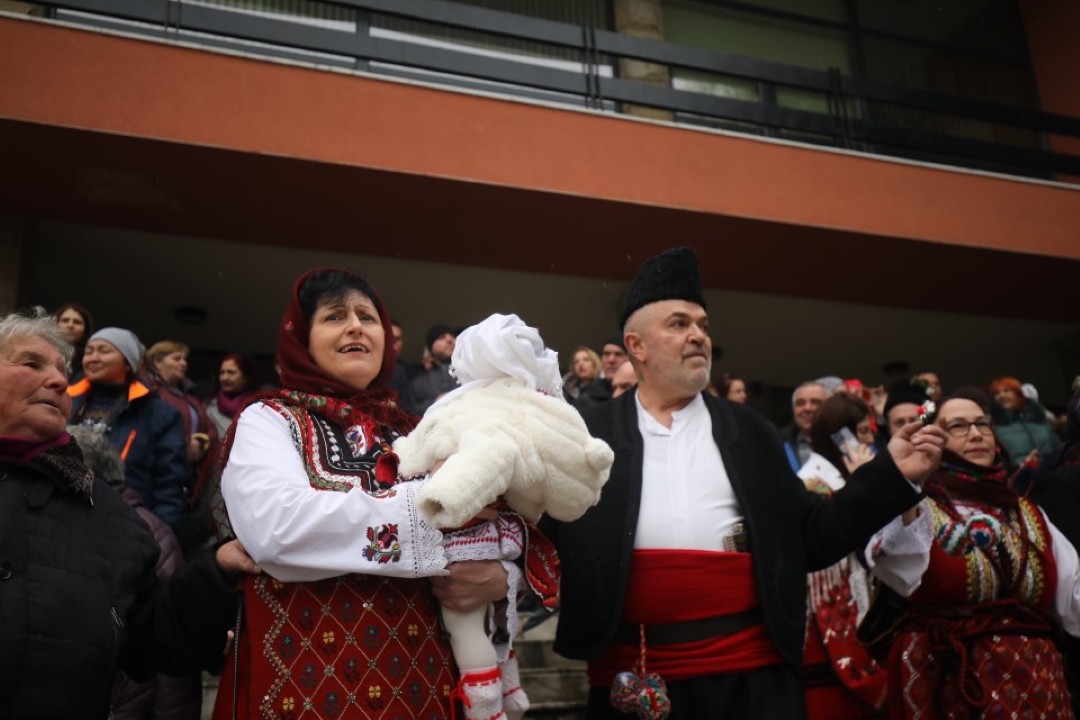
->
[866,389,1080,718]
[797,394,886,719]
[212,268,509,719]
[204,352,257,437]
[804,393,877,484]
[54,301,94,381]
[990,375,1060,467]
[716,373,748,404]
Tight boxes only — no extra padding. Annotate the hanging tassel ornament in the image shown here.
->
[609,625,671,720]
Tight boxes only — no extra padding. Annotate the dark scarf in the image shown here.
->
[144,369,196,399]
[924,448,1017,509]
[213,388,254,420]
[0,432,73,464]
[0,433,93,501]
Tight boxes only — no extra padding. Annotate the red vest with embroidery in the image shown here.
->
[886,497,1073,720]
[213,400,456,720]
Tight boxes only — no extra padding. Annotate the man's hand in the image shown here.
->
[430,560,509,613]
[215,539,261,580]
[887,420,947,486]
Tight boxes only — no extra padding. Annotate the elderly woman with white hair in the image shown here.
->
[67,325,190,526]
[0,307,257,719]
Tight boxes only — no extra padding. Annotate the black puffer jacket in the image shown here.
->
[0,443,238,719]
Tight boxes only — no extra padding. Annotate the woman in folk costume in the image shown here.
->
[393,313,613,720]
[213,267,508,720]
[866,388,1080,719]
[797,393,888,719]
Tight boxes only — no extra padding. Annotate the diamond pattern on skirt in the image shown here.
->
[897,633,1074,719]
[254,574,456,719]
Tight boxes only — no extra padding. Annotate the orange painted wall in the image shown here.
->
[2,16,1079,260]
[1020,0,1080,163]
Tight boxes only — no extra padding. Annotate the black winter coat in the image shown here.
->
[545,390,921,668]
[110,489,202,720]
[401,364,458,415]
[0,444,238,720]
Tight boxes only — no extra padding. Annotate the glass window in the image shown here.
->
[180,0,614,104]
[663,0,851,131]
[664,1,851,73]
[193,0,357,29]
[373,0,611,68]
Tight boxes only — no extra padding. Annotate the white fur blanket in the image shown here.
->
[393,379,613,528]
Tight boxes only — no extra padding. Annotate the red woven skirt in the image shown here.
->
[213,574,457,720]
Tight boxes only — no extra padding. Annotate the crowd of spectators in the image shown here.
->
[46,298,1080,567]
[7,294,1077,718]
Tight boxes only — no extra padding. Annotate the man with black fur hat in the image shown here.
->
[402,323,458,415]
[883,378,934,438]
[543,247,948,719]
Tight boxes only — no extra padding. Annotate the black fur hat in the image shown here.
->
[619,247,706,329]
[884,378,933,417]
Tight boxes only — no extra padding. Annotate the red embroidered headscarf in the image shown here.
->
[272,267,416,435]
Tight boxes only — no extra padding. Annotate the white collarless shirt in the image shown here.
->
[633,393,745,550]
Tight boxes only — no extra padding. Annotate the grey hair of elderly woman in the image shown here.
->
[0,306,74,370]
[67,425,126,488]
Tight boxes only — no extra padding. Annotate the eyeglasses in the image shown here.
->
[943,419,994,437]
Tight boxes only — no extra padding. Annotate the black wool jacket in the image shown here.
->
[545,390,922,668]
[0,447,239,719]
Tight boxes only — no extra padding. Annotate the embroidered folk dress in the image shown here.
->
[797,453,887,719]
[868,481,1080,719]
[218,397,454,720]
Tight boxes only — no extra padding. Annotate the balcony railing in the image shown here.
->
[35,0,1080,179]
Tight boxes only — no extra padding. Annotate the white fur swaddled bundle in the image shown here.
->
[395,378,613,527]
[391,313,613,529]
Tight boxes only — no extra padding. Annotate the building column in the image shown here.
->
[612,0,673,122]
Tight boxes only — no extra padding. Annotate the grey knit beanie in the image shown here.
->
[88,327,145,373]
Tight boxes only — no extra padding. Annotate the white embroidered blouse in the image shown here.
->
[221,401,447,583]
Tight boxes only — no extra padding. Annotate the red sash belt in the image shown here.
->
[588,549,783,686]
